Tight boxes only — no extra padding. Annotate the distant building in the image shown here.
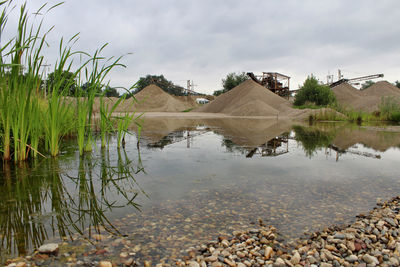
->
[196,98,209,104]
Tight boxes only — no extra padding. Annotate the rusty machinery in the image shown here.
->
[247,72,290,98]
[329,73,384,88]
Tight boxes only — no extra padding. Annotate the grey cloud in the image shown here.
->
[4,0,400,93]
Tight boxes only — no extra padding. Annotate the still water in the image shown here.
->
[1,118,400,264]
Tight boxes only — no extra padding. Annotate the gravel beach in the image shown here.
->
[4,196,400,267]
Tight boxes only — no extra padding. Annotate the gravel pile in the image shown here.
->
[181,196,400,267]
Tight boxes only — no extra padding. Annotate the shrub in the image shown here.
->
[294,76,336,106]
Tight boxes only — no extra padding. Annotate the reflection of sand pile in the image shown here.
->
[197,80,292,116]
[206,118,292,147]
[333,126,400,152]
[332,81,400,112]
[132,116,293,147]
[133,85,197,112]
[131,117,199,143]
[311,123,400,152]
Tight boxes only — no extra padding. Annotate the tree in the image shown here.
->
[361,80,375,90]
[221,72,249,93]
[213,89,223,96]
[135,74,185,96]
[103,86,119,97]
[395,80,400,89]
[294,76,336,106]
[45,71,77,96]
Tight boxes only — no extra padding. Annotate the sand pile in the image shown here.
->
[362,81,400,98]
[132,84,197,112]
[332,81,400,112]
[332,83,362,107]
[197,80,292,116]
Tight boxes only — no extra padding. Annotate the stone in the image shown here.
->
[320,263,332,267]
[307,256,317,264]
[188,261,200,267]
[347,241,356,251]
[122,258,134,266]
[237,263,246,267]
[99,261,112,267]
[390,257,399,266]
[345,255,358,263]
[290,251,301,265]
[265,246,273,259]
[362,254,379,265]
[120,252,128,258]
[15,263,26,267]
[144,261,151,267]
[221,240,229,247]
[333,233,345,239]
[38,243,59,254]
[92,234,107,241]
[236,251,246,258]
[273,257,286,267]
[224,258,236,267]
[205,255,217,262]
[384,217,397,227]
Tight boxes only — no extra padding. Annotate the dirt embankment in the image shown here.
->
[332,81,400,112]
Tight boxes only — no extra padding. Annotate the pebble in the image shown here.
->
[99,261,112,267]
[188,261,200,267]
[38,243,59,254]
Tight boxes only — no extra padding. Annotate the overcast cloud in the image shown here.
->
[3,0,400,94]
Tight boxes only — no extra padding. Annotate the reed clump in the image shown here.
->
[0,1,140,162]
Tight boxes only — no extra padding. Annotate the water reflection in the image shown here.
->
[2,118,400,263]
[0,148,144,261]
[222,133,290,158]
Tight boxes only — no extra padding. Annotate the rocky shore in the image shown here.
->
[5,196,400,267]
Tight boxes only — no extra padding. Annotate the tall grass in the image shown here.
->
[379,96,400,123]
[0,1,138,161]
[99,95,124,148]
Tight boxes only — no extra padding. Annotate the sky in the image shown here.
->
[2,0,400,94]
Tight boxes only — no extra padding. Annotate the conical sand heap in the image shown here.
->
[197,80,293,116]
[332,81,400,112]
[133,84,196,112]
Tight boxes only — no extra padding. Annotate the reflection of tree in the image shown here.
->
[293,125,335,158]
[0,148,144,262]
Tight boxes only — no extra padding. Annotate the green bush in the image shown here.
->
[389,111,400,122]
[294,76,336,106]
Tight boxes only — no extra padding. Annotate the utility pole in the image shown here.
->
[186,80,191,95]
[338,69,343,81]
[41,63,51,98]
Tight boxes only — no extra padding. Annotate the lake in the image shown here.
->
[1,118,400,264]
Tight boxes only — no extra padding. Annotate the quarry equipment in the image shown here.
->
[247,72,290,98]
[329,73,384,88]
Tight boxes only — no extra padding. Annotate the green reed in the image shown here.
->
[0,1,136,161]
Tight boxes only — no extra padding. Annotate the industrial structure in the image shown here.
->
[247,72,291,98]
[329,72,384,88]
